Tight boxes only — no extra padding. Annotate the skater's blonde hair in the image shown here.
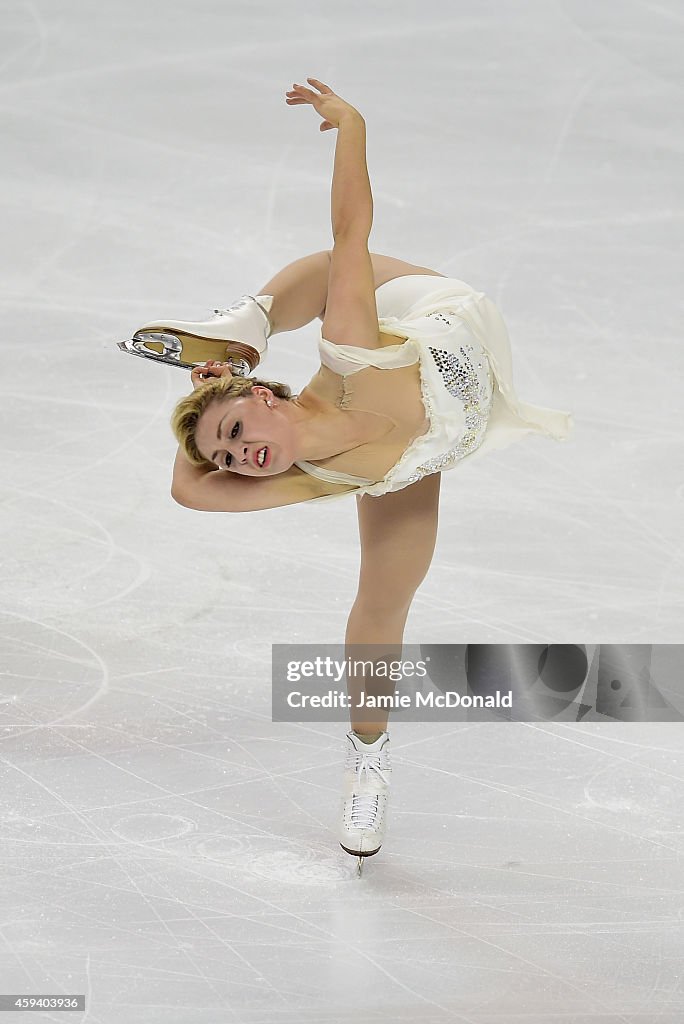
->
[171,374,294,468]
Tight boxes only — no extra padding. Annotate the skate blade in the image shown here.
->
[116,332,259,377]
[340,842,381,876]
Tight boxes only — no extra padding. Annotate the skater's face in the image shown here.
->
[195,387,294,475]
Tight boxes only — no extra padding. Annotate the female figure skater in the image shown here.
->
[120,79,572,872]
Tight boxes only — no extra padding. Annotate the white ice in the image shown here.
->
[1,0,683,1020]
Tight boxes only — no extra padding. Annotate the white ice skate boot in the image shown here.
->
[338,729,392,875]
[116,294,274,377]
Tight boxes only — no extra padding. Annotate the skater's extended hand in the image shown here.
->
[190,360,234,390]
[285,78,362,132]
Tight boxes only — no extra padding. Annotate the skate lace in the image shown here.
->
[346,750,391,830]
[349,792,379,828]
[213,296,249,317]
[212,295,273,338]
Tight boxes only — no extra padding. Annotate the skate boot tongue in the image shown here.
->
[349,729,387,752]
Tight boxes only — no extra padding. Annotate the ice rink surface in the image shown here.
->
[1,0,683,1020]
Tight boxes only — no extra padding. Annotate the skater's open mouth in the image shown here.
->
[254,446,270,468]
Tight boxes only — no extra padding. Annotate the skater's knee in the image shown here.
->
[348,595,412,634]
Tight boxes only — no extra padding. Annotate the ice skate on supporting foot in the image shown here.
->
[338,729,392,872]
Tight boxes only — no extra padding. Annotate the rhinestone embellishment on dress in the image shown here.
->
[406,337,494,484]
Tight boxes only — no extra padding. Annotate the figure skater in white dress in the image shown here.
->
[119,79,572,873]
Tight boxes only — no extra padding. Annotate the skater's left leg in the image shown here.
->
[340,603,407,865]
[346,472,442,735]
[345,603,408,737]
[339,437,441,866]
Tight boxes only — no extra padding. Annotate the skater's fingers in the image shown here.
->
[288,82,322,101]
[192,360,222,373]
[307,77,332,94]
[191,364,218,386]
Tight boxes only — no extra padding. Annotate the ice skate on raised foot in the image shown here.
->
[116,294,274,377]
[338,729,392,876]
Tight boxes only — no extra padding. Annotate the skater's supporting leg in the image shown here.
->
[345,472,442,734]
[345,603,409,736]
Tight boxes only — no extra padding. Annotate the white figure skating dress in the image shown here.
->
[292,275,573,501]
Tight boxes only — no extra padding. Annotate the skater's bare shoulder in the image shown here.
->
[172,463,358,513]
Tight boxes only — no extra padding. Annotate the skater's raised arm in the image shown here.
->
[329,113,372,239]
[286,78,372,239]
[285,79,379,349]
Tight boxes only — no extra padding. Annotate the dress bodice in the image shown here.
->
[295,341,431,487]
[292,275,573,502]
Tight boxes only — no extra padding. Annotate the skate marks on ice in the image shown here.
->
[195,833,354,884]
[108,818,362,883]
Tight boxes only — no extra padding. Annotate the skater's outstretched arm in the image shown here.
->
[171,457,357,511]
[168,456,347,512]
